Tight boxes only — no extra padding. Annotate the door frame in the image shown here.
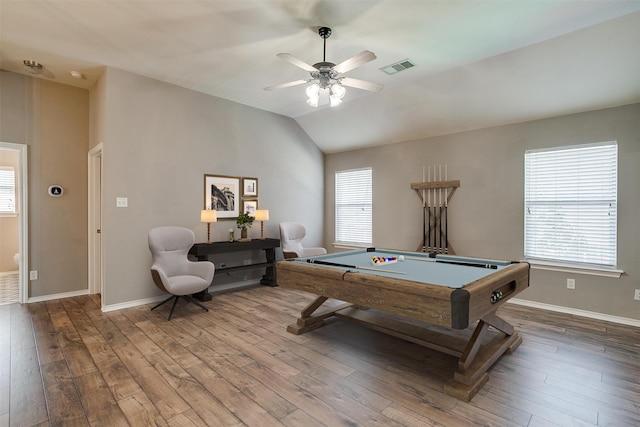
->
[88,143,104,304]
[0,141,28,303]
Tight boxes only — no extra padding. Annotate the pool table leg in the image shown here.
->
[286,295,353,335]
[444,312,521,402]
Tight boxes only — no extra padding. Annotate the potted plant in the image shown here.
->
[236,211,254,240]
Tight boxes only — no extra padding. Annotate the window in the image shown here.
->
[0,167,16,214]
[524,142,617,267]
[335,167,372,246]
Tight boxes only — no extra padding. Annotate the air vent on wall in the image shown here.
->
[380,59,416,75]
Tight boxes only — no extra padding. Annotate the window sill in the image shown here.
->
[525,259,623,278]
[332,242,371,250]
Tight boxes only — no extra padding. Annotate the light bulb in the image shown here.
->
[306,96,319,107]
[331,83,346,98]
[306,83,320,98]
[318,87,330,106]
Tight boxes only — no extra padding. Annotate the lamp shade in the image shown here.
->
[200,209,217,223]
[331,83,346,98]
[255,209,269,221]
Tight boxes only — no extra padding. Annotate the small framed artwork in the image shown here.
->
[204,174,240,219]
[243,200,257,216]
[242,177,258,198]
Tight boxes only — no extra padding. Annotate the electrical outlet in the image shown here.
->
[566,278,575,290]
[116,197,128,208]
[30,270,38,280]
[219,263,226,269]
[634,289,640,301]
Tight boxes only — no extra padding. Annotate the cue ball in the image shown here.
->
[399,255,404,261]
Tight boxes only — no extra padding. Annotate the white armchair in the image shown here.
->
[148,226,215,320]
[279,222,327,259]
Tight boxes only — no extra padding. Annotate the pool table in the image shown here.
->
[276,248,530,401]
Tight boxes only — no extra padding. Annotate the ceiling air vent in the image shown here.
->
[380,59,416,75]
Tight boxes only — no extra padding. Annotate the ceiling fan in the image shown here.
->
[264,27,383,107]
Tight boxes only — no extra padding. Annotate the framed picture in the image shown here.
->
[243,200,257,216]
[204,174,240,219]
[242,177,258,198]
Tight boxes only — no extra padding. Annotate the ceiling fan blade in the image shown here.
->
[264,79,309,91]
[332,50,377,74]
[277,53,317,72]
[341,77,383,92]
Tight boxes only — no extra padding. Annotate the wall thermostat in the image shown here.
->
[48,185,64,197]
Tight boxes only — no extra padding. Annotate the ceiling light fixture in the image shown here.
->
[23,60,43,74]
[305,27,346,108]
[265,27,382,108]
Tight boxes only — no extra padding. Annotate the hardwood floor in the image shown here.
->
[1,286,639,426]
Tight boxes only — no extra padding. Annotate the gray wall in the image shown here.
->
[324,103,640,322]
[0,70,89,297]
[2,68,323,306]
[95,68,324,306]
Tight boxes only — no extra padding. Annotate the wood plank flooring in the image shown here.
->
[1,286,639,426]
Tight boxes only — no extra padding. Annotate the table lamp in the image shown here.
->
[200,209,217,243]
[254,209,269,240]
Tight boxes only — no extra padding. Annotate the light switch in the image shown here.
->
[116,197,128,208]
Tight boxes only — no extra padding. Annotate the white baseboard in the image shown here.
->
[100,280,262,312]
[28,289,88,303]
[509,298,640,328]
[101,295,166,312]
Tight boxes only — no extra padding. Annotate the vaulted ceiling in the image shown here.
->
[1,1,639,153]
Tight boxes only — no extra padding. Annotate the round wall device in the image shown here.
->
[48,185,63,197]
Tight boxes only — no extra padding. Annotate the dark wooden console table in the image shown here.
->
[189,238,280,301]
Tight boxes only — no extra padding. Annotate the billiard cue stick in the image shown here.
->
[422,166,426,253]
[422,199,427,252]
[444,164,448,254]
[428,166,432,254]
[401,255,498,269]
[306,259,407,274]
[438,164,442,254]
[430,166,435,254]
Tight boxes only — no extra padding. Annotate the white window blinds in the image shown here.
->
[335,168,372,246]
[0,167,16,214]
[524,142,617,267]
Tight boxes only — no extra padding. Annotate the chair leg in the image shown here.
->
[167,296,180,320]
[183,295,209,313]
[151,295,208,320]
[151,295,175,311]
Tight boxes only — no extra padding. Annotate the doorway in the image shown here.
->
[0,142,28,305]
[88,144,104,307]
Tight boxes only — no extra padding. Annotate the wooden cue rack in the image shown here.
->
[411,179,460,254]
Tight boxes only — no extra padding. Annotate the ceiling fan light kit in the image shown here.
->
[265,26,383,108]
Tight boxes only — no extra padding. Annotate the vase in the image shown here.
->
[241,228,247,239]
[228,230,234,242]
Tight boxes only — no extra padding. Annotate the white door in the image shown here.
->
[88,144,104,302]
